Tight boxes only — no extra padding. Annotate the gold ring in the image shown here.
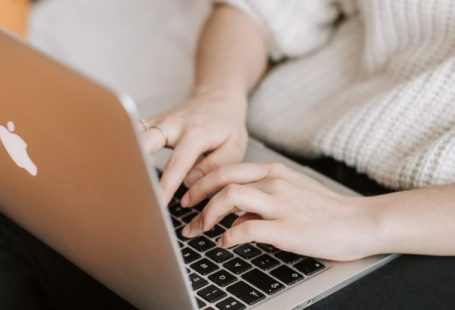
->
[140,119,152,131]
[140,119,169,146]
[151,125,169,146]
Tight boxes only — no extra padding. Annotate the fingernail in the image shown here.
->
[198,216,205,232]
[182,224,191,237]
[217,237,225,248]
[181,192,190,207]
[184,170,203,187]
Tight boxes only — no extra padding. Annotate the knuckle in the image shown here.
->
[201,156,219,172]
[240,221,255,237]
[268,162,287,174]
[185,125,205,138]
[201,205,214,225]
[160,115,172,123]
[159,115,179,129]
[240,127,248,137]
[269,178,289,192]
[223,228,235,244]
[223,184,241,199]
[234,129,248,146]
[212,165,227,182]
[167,154,183,170]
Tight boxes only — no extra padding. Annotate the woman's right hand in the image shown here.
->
[143,86,249,204]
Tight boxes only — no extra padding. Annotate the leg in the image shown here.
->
[0,213,135,310]
[0,216,46,309]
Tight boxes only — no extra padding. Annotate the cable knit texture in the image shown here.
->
[217,0,455,190]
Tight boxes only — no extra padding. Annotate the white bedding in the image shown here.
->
[28,0,210,114]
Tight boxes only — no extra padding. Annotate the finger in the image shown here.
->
[247,177,293,195]
[183,184,276,237]
[232,213,261,226]
[218,220,280,248]
[160,134,206,203]
[141,116,182,153]
[143,127,167,153]
[184,136,246,187]
[245,162,323,192]
[181,162,272,207]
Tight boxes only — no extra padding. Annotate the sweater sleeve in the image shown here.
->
[214,0,342,60]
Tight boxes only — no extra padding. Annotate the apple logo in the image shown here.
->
[0,121,38,176]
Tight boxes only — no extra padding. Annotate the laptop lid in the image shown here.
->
[0,30,194,309]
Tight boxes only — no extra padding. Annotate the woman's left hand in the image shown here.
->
[180,162,383,261]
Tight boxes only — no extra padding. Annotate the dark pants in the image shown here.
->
[0,157,453,309]
[0,213,135,310]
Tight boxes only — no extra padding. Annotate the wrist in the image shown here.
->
[192,83,247,103]
[347,195,393,258]
[358,195,397,257]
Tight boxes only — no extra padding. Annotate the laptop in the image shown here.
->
[0,30,397,310]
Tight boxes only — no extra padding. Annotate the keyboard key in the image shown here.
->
[293,258,325,276]
[189,273,209,290]
[219,213,239,228]
[172,217,182,228]
[189,236,216,252]
[196,297,206,308]
[216,297,246,310]
[270,265,304,285]
[181,247,201,264]
[256,243,277,253]
[168,197,179,207]
[226,281,265,305]
[197,284,227,303]
[205,225,225,239]
[274,251,303,264]
[234,244,261,259]
[224,257,252,275]
[178,241,184,248]
[190,258,219,275]
[252,254,279,271]
[206,248,234,263]
[175,185,188,200]
[182,212,198,224]
[208,270,236,287]
[169,202,192,217]
[175,227,190,241]
[242,269,285,295]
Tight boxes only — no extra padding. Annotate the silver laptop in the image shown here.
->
[0,30,397,310]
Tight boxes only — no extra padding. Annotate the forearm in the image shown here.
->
[193,5,268,98]
[370,184,455,256]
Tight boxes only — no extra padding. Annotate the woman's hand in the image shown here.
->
[142,4,268,203]
[143,87,249,204]
[180,162,383,261]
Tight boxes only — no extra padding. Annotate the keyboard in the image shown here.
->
[160,170,327,309]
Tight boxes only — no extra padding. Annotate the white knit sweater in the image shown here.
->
[217,0,455,190]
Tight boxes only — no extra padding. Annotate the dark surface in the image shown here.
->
[310,255,455,310]
[0,212,135,310]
